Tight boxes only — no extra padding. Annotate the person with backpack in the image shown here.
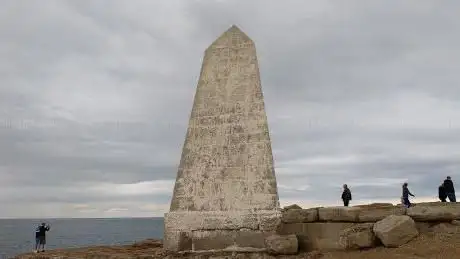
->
[443,176,456,202]
[341,184,352,206]
[34,222,50,253]
[439,183,447,202]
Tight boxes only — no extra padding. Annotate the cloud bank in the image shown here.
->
[1,0,459,218]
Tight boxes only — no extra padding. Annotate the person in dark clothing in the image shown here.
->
[402,182,415,208]
[439,183,447,202]
[443,176,456,202]
[34,222,50,253]
[341,184,352,207]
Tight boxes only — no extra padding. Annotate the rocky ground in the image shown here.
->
[14,227,460,259]
[13,239,166,259]
[14,202,460,259]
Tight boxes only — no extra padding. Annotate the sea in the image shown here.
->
[0,217,164,259]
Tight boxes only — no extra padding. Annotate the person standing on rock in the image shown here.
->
[402,182,415,208]
[341,184,352,206]
[443,176,456,202]
[34,222,50,253]
[439,183,447,202]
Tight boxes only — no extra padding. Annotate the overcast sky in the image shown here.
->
[1,0,460,218]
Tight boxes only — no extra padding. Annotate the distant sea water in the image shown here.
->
[0,217,164,259]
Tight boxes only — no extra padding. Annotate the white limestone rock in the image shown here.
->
[265,234,298,255]
[373,215,418,247]
[406,203,460,221]
[282,208,318,223]
[357,205,406,222]
[318,206,360,222]
[339,223,377,249]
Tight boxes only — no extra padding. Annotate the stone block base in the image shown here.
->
[164,210,281,252]
[278,222,357,251]
[193,230,269,251]
[164,252,277,259]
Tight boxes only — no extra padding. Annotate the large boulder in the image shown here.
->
[406,203,460,221]
[339,223,377,249]
[373,215,418,247]
[282,208,318,223]
[265,234,298,255]
[318,206,360,222]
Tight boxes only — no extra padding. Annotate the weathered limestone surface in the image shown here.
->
[265,234,298,255]
[164,210,282,251]
[281,208,318,223]
[354,203,394,208]
[318,207,360,222]
[373,215,418,248]
[406,203,460,221]
[165,253,278,259]
[278,222,356,251]
[339,223,377,249]
[168,25,278,212]
[358,205,406,222]
[259,211,282,232]
[274,203,460,252]
[192,230,270,251]
[165,211,259,231]
[164,25,280,253]
[430,222,460,234]
[283,204,302,210]
[164,203,460,253]
[279,203,460,225]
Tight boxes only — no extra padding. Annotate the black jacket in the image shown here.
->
[402,186,414,199]
[35,225,50,238]
[342,188,352,201]
[443,179,455,193]
[439,185,447,199]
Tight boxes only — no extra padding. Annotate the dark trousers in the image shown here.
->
[447,192,456,202]
[343,200,349,207]
[403,197,411,208]
[440,197,447,202]
[35,236,46,250]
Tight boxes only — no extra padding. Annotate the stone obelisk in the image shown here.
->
[164,25,280,253]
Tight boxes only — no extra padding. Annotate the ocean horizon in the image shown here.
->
[0,217,164,258]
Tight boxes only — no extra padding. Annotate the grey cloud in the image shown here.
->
[1,0,460,217]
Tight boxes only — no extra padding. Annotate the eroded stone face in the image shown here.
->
[358,205,406,222]
[339,223,377,249]
[318,207,360,222]
[164,25,281,254]
[281,208,318,223]
[373,215,419,248]
[406,203,460,221]
[169,25,279,213]
[265,234,298,255]
[277,222,356,251]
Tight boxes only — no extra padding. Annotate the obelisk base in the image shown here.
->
[164,210,281,252]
